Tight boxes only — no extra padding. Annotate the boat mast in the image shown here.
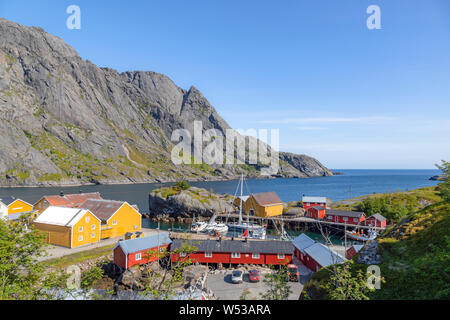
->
[238,174,243,225]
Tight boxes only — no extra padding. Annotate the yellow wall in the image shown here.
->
[100,203,141,239]
[34,223,71,248]
[8,199,33,214]
[71,210,101,248]
[245,196,283,218]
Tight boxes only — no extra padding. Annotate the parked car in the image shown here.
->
[287,264,299,282]
[248,269,260,283]
[231,270,243,284]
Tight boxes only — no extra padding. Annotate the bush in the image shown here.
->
[173,180,190,191]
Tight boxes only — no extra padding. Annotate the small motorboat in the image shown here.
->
[346,228,377,242]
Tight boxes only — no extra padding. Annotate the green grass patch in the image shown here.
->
[42,244,115,269]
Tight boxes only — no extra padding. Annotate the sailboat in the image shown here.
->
[226,174,266,239]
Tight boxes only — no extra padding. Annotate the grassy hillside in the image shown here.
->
[302,199,450,300]
[332,186,441,223]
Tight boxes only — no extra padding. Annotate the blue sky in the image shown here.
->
[1,0,449,169]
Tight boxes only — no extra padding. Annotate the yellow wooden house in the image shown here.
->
[0,197,34,221]
[79,199,142,239]
[245,192,283,218]
[33,206,101,248]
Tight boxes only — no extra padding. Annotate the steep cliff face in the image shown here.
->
[0,18,332,186]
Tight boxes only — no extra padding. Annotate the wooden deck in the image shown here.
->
[216,213,386,231]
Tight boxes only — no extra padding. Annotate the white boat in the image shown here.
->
[205,222,229,236]
[345,228,377,242]
[190,221,208,233]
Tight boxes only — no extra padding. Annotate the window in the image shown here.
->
[354,218,358,222]
[343,217,348,222]
[78,226,83,232]
[160,247,166,254]
[204,252,212,258]
[231,252,240,259]
[91,233,95,238]
[134,225,138,230]
[306,203,310,206]
[78,235,83,242]
[85,216,90,223]
[277,254,285,259]
[91,224,96,230]
[252,253,260,259]
[112,220,117,225]
[180,252,187,257]
[135,253,142,261]
[327,216,332,220]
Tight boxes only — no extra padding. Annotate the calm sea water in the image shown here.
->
[0,169,440,212]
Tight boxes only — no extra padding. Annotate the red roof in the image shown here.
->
[44,192,102,208]
[251,192,282,206]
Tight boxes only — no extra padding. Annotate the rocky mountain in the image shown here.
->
[0,18,332,187]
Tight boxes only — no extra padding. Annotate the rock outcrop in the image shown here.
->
[0,18,332,186]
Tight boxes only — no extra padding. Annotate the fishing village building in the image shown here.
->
[302,196,331,211]
[171,238,293,266]
[244,192,283,218]
[365,213,387,228]
[325,209,366,225]
[113,232,172,269]
[346,244,364,260]
[292,233,346,272]
[79,199,142,239]
[33,192,103,213]
[305,206,326,219]
[0,196,33,220]
[33,206,101,248]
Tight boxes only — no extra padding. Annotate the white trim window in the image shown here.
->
[91,224,96,230]
[354,218,358,222]
[252,253,260,259]
[112,220,117,225]
[78,235,83,242]
[204,252,212,258]
[78,226,83,232]
[231,252,241,259]
[135,253,142,261]
[180,252,187,257]
[134,225,138,230]
[91,233,95,238]
[277,254,285,259]
[85,216,90,223]
[343,217,348,222]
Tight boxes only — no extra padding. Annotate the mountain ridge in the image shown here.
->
[0,17,332,187]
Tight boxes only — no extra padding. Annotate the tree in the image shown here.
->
[323,263,374,300]
[436,160,450,201]
[260,264,292,300]
[0,213,49,299]
[140,238,199,300]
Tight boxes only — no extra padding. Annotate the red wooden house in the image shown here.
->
[325,209,365,225]
[302,196,330,211]
[365,213,387,229]
[306,206,326,219]
[292,233,316,263]
[303,242,346,272]
[171,238,293,266]
[346,244,364,259]
[113,232,172,269]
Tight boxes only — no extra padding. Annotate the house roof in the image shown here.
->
[115,232,172,255]
[292,233,316,254]
[326,209,365,218]
[251,192,282,206]
[302,196,328,203]
[304,243,346,268]
[368,213,386,222]
[42,192,102,207]
[34,206,97,227]
[0,196,17,206]
[350,244,364,253]
[171,239,293,254]
[79,199,140,223]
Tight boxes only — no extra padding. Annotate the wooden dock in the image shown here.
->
[216,213,386,231]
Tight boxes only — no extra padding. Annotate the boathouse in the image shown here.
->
[0,196,33,220]
[33,192,102,213]
[365,213,387,228]
[325,209,365,225]
[292,233,316,262]
[33,206,101,248]
[79,199,141,239]
[302,196,330,211]
[113,232,172,269]
[306,206,326,219]
[171,238,293,266]
[303,242,346,272]
[346,244,364,260]
[245,192,283,218]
